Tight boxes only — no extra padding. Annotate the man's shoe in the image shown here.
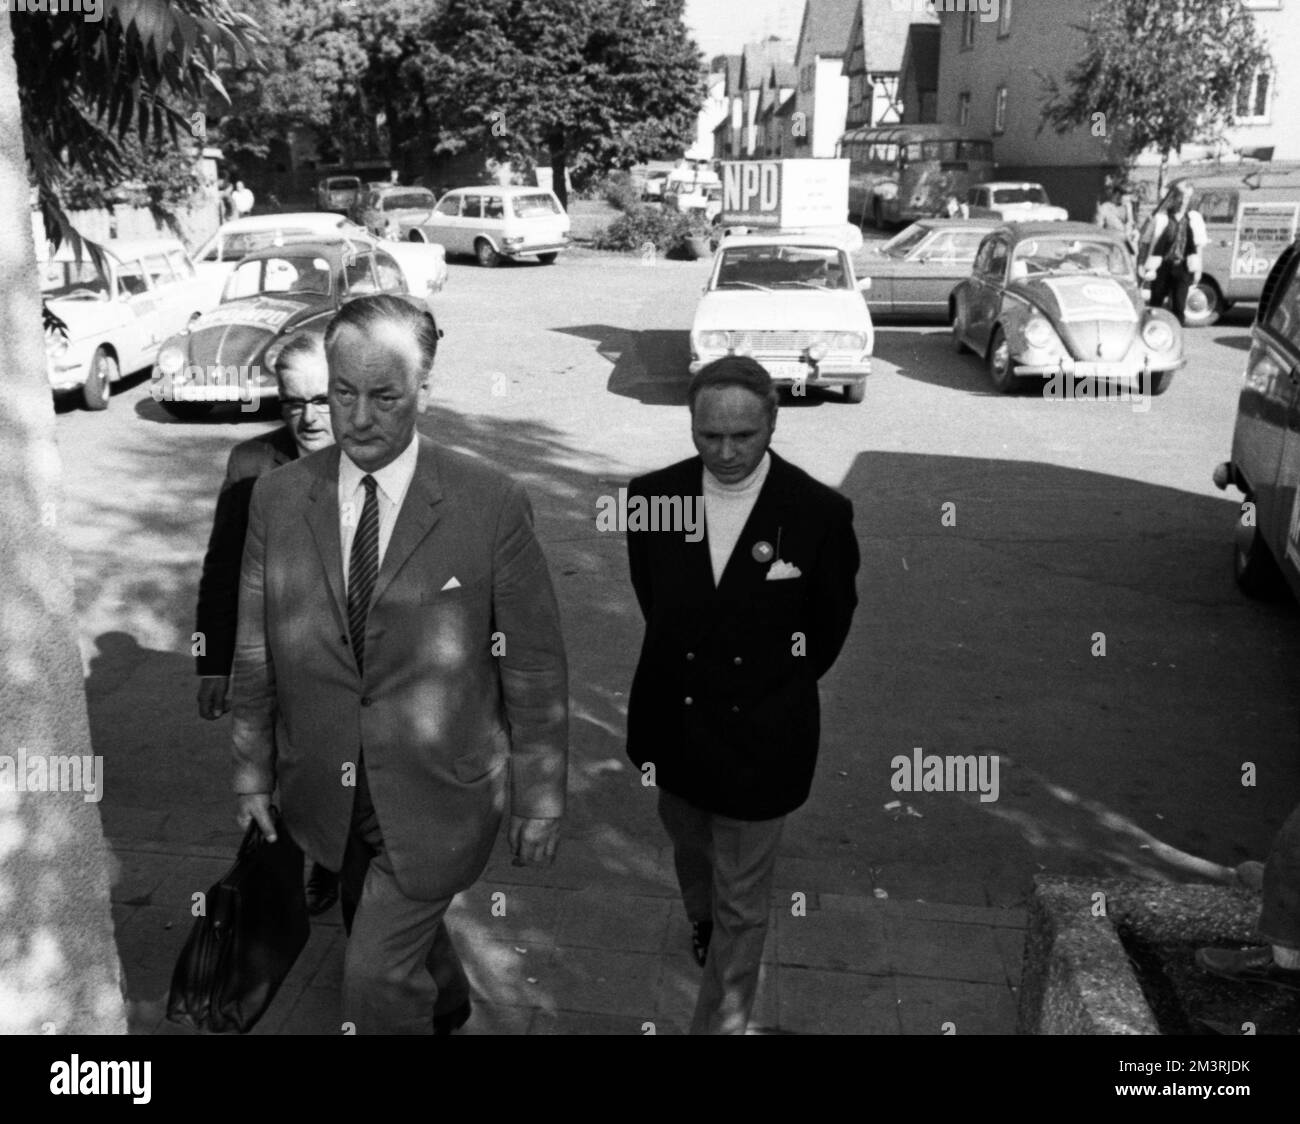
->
[305,863,339,916]
[691,920,713,968]
[1195,945,1300,991]
[433,999,472,1035]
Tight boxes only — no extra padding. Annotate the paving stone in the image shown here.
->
[447,883,562,948]
[463,1002,532,1035]
[276,987,340,1035]
[555,890,670,953]
[773,855,874,897]
[777,967,900,1034]
[775,903,887,975]
[540,947,664,1018]
[867,861,993,907]
[528,1008,658,1035]
[106,849,168,905]
[479,835,676,897]
[881,913,1007,984]
[894,977,1019,1035]
[992,925,1026,988]
[458,939,556,1010]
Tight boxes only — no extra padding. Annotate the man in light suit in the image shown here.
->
[626,357,859,1034]
[232,295,568,1035]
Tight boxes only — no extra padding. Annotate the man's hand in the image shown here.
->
[508,816,560,866]
[197,676,231,720]
[236,792,277,842]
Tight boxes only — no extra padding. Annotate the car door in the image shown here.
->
[428,192,463,255]
[964,236,1008,352]
[161,248,203,332]
[890,230,975,316]
[461,193,486,251]
[116,254,162,373]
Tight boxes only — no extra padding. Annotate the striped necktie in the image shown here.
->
[347,475,380,675]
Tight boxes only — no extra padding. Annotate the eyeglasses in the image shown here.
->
[281,395,330,413]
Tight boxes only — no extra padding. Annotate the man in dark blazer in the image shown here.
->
[194,333,340,915]
[626,356,859,1034]
[232,295,568,1035]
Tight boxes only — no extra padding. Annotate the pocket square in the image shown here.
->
[765,559,801,581]
[440,576,462,591]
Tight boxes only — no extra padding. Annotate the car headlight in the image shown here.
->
[697,330,730,352]
[157,345,186,376]
[1022,316,1057,350]
[831,331,868,352]
[1142,318,1175,351]
[807,340,830,362]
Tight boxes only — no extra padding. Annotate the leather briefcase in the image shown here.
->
[166,809,310,1033]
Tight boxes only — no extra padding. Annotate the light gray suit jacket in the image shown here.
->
[231,434,568,900]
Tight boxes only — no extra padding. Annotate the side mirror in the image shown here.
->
[857,276,872,291]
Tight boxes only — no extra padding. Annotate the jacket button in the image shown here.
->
[684,696,693,706]
[733,656,743,665]
[341,635,349,646]
[731,705,740,713]
[685,652,695,660]
[361,696,373,707]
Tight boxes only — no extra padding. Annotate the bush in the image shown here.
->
[596,170,641,213]
[591,204,700,254]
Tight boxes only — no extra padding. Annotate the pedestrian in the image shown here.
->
[232,179,255,216]
[1143,181,1207,325]
[231,295,569,1035]
[624,356,860,1034]
[1093,174,1136,251]
[1196,801,1300,991]
[194,334,342,917]
[941,194,968,219]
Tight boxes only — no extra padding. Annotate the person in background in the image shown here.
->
[232,179,255,217]
[194,333,340,915]
[1143,181,1207,325]
[1094,174,1136,251]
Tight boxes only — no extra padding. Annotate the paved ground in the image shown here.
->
[57,237,1300,1034]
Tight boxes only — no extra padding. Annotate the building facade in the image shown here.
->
[792,0,858,158]
[842,1,938,130]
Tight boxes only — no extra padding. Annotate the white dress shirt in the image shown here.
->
[702,452,771,586]
[339,435,419,589]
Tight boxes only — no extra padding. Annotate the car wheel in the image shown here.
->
[1234,495,1284,598]
[475,239,501,268]
[408,230,427,243]
[160,401,215,421]
[1183,280,1223,328]
[842,380,866,404]
[950,302,967,354]
[537,252,558,265]
[872,200,882,228]
[985,327,1020,394]
[82,347,118,411]
[1149,369,1175,396]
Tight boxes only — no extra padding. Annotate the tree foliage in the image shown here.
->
[1038,0,1270,182]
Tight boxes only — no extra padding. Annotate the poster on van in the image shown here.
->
[1231,202,1300,279]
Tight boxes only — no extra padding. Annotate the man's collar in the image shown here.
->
[339,433,419,503]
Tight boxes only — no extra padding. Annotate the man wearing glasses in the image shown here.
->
[194,333,340,914]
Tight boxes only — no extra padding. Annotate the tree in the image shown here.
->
[419,0,704,208]
[1038,0,1270,198]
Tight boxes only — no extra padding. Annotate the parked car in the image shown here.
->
[149,240,425,419]
[1136,169,1300,328]
[352,184,440,240]
[642,171,669,201]
[950,222,1185,394]
[966,182,1069,223]
[665,173,722,216]
[853,218,997,319]
[192,212,447,307]
[316,175,363,214]
[42,237,210,410]
[690,233,874,404]
[423,185,570,267]
[1213,238,1300,600]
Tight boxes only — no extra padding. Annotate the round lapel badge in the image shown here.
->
[752,540,774,563]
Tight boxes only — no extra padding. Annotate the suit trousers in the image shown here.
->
[657,787,785,1035]
[338,755,470,1034]
[1149,261,1193,325]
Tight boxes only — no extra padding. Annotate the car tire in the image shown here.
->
[475,239,501,268]
[1183,280,1223,328]
[537,252,558,265]
[986,327,1020,394]
[1149,369,1175,396]
[408,230,427,243]
[1234,495,1285,598]
[160,401,216,421]
[82,347,117,411]
[950,303,967,354]
[843,380,866,404]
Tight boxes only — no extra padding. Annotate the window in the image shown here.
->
[986,240,1008,278]
[962,11,976,49]
[167,250,195,280]
[973,239,997,275]
[1236,68,1272,123]
[993,86,1008,135]
[434,195,461,216]
[373,251,405,292]
[999,0,1012,37]
[117,260,149,297]
[143,254,175,287]
[1194,188,1239,225]
[958,92,971,126]
[345,255,378,294]
[462,195,484,219]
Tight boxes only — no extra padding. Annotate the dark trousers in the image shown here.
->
[338,757,470,1034]
[657,788,785,1035]
[1149,261,1192,325]
[1258,801,1300,949]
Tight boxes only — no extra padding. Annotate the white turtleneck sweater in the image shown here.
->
[702,452,772,586]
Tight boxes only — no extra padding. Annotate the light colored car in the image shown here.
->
[316,175,362,213]
[642,171,669,201]
[424,186,570,267]
[950,222,1184,395]
[665,174,722,217]
[192,212,447,307]
[966,182,1069,223]
[42,237,210,410]
[353,185,440,240]
[690,233,874,404]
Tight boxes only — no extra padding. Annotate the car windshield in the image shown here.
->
[511,193,563,218]
[1012,237,1130,277]
[203,228,322,263]
[993,186,1049,205]
[382,191,435,211]
[714,246,852,291]
[880,225,933,259]
[224,254,333,301]
[41,258,109,299]
[330,178,361,191]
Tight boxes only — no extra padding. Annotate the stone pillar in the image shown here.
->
[0,17,126,1034]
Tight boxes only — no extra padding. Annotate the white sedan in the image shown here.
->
[192,212,448,307]
[689,233,874,403]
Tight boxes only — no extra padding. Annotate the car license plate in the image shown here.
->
[1064,361,1127,380]
[763,361,813,382]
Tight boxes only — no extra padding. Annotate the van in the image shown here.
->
[1137,166,1300,327]
[1213,236,1300,601]
[423,185,569,267]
